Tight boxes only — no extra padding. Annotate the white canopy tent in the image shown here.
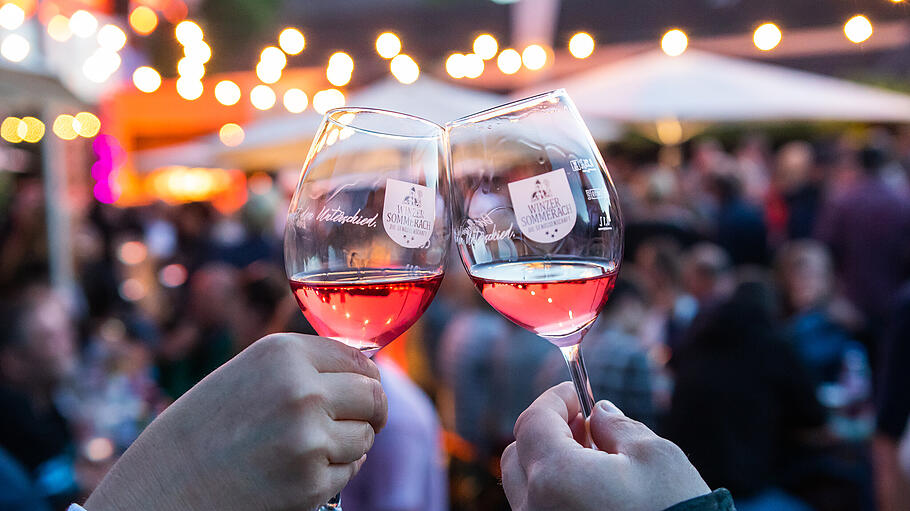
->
[515,49,910,124]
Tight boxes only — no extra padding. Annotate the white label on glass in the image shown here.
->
[383,178,435,248]
[507,168,577,243]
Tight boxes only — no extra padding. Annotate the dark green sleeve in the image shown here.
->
[663,489,735,511]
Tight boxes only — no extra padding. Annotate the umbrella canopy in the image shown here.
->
[515,49,910,123]
[0,61,83,110]
[218,75,510,169]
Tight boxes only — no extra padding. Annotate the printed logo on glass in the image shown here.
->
[507,168,577,243]
[383,178,435,248]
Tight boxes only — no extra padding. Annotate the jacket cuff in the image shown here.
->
[664,488,735,511]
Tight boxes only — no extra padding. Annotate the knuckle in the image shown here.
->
[526,463,562,506]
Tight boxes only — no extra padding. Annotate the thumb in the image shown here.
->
[590,400,655,455]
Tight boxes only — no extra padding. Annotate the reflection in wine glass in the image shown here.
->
[447,89,623,419]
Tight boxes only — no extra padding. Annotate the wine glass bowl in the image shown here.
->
[284,107,450,357]
[447,89,623,416]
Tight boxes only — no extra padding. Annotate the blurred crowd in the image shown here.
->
[2,126,910,511]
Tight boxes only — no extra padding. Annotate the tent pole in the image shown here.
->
[41,105,75,296]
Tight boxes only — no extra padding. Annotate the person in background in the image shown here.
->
[0,284,80,509]
[636,240,697,352]
[681,242,733,309]
[537,277,658,428]
[768,141,822,243]
[815,146,910,365]
[875,282,910,511]
[342,357,447,511]
[666,275,825,511]
[775,240,868,386]
[157,263,240,399]
[708,172,769,266]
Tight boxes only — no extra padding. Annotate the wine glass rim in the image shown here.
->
[446,88,568,128]
[324,107,445,140]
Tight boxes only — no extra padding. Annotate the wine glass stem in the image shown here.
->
[559,343,595,418]
[318,493,341,510]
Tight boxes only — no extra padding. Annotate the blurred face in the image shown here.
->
[785,253,831,311]
[4,296,78,388]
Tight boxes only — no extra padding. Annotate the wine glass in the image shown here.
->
[446,89,623,419]
[284,107,450,509]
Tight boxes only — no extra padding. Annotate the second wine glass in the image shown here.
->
[446,89,624,418]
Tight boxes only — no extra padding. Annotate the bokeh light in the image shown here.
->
[256,62,281,84]
[327,66,352,87]
[20,117,44,143]
[260,46,287,69]
[328,52,354,73]
[473,34,498,60]
[159,264,188,288]
[497,48,522,74]
[1,34,29,62]
[753,23,782,51]
[132,66,161,93]
[183,41,212,63]
[83,49,121,83]
[1,117,23,143]
[661,29,688,56]
[313,89,345,114]
[119,278,146,301]
[462,53,484,78]
[47,15,72,42]
[69,10,98,38]
[53,114,78,140]
[177,57,205,79]
[219,123,245,147]
[176,77,203,100]
[129,6,158,35]
[84,437,115,462]
[446,53,465,79]
[522,44,547,70]
[118,240,148,265]
[279,28,305,55]
[74,112,101,138]
[390,54,419,84]
[175,20,203,45]
[283,88,308,113]
[844,15,873,43]
[97,24,127,51]
[0,3,26,30]
[214,80,241,105]
[250,85,276,110]
[569,32,595,59]
[376,32,401,59]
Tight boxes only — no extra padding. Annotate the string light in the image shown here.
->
[497,48,522,74]
[83,50,121,83]
[98,24,127,51]
[283,88,308,113]
[1,34,30,62]
[0,3,26,30]
[313,89,345,114]
[446,53,465,79]
[214,80,241,106]
[279,28,305,55]
[184,41,212,63]
[473,34,498,60]
[70,10,98,38]
[1,117,23,143]
[521,44,547,70]
[569,32,595,59]
[462,53,484,78]
[219,123,245,146]
[753,23,782,51]
[129,6,158,35]
[132,66,162,93]
[175,20,204,45]
[53,114,78,140]
[376,32,401,59]
[250,85,277,110]
[328,52,354,73]
[261,46,287,69]
[177,57,205,79]
[661,29,688,56]
[256,62,281,84]
[74,112,101,138]
[176,78,203,100]
[47,15,72,42]
[844,15,873,43]
[20,117,45,143]
[390,54,419,84]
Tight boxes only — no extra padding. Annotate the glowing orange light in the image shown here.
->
[129,6,158,36]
